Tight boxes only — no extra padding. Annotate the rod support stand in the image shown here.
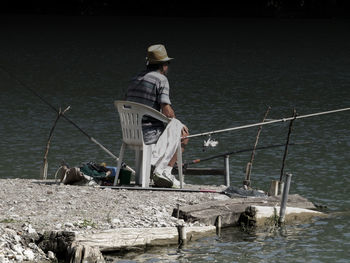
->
[279,173,293,225]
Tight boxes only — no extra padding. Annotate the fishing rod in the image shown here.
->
[183,142,308,166]
[185,107,350,139]
[1,66,135,174]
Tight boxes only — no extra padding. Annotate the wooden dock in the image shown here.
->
[37,193,324,263]
[172,194,321,227]
[39,226,216,262]
[73,226,216,251]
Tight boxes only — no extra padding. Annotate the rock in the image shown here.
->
[64,222,74,228]
[28,243,37,250]
[23,249,35,261]
[47,251,56,260]
[26,224,36,234]
[4,228,17,236]
[0,241,6,249]
[111,218,120,224]
[0,255,8,263]
[23,224,39,242]
[11,243,23,255]
[13,234,21,243]
[15,254,24,262]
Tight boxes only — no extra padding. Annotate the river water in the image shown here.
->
[1,15,349,262]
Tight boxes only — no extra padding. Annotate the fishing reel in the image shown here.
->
[203,134,218,151]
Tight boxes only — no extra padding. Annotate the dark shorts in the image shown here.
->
[142,125,165,145]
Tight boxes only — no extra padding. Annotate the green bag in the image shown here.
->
[80,162,109,179]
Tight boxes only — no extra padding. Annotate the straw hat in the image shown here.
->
[146,44,174,65]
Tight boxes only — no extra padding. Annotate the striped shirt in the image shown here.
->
[126,70,171,128]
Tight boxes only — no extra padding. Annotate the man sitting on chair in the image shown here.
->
[125,44,189,188]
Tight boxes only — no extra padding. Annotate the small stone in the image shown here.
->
[4,228,17,236]
[28,243,37,250]
[27,225,36,234]
[14,234,21,243]
[23,249,35,261]
[15,254,24,262]
[0,241,6,249]
[55,223,62,230]
[111,218,121,224]
[0,255,7,263]
[47,251,56,260]
[64,222,74,228]
[11,243,23,255]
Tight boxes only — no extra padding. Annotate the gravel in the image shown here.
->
[0,178,228,262]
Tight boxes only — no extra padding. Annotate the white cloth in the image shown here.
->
[151,118,184,174]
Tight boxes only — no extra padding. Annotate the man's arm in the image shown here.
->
[161,103,176,119]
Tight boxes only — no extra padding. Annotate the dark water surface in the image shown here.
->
[1,15,349,262]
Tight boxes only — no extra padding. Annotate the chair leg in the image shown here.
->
[141,145,152,188]
[113,142,126,186]
[177,142,184,188]
[135,147,142,185]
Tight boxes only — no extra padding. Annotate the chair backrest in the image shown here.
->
[114,100,170,146]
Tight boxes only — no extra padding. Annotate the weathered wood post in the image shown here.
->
[176,204,180,219]
[224,155,230,186]
[215,215,222,236]
[177,225,187,246]
[40,106,70,180]
[244,106,271,187]
[268,180,279,196]
[279,173,293,225]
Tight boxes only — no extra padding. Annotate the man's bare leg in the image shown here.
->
[168,127,189,167]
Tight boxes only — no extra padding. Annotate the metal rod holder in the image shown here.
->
[279,173,292,225]
[224,155,230,187]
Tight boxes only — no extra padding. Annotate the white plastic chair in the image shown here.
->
[113,100,184,188]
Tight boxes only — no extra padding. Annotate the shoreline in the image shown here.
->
[0,178,228,262]
[0,179,323,262]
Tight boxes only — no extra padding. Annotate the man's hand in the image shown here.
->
[161,103,176,119]
[161,103,189,145]
[182,125,189,136]
[181,125,189,145]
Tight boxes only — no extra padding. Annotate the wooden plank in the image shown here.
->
[74,226,216,252]
[173,194,317,227]
[242,205,325,227]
